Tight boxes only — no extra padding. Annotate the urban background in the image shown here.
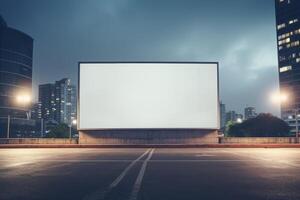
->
[0,0,300,138]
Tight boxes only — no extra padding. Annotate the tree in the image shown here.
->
[227,113,290,137]
[224,121,235,137]
[45,123,69,138]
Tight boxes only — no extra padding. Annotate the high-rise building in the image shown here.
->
[39,78,77,125]
[220,102,226,128]
[68,84,77,124]
[226,111,236,124]
[0,16,35,137]
[244,107,257,120]
[54,78,77,124]
[275,0,300,133]
[39,83,56,121]
[0,16,33,118]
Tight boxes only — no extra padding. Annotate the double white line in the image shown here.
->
[129,149,154,200]
[83,148,155,200]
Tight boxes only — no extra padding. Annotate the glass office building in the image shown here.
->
[275,0,300,133]
[0,16,34,137]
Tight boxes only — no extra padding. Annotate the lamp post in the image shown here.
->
[69,119,77,139]
[7,115,10,138]
[270,91,298,143]
[41,118,44,137]
[294,109,299,143]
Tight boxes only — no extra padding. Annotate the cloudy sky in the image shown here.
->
[0,0,280,115]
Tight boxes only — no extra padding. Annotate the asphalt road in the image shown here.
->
[0,148,300,200]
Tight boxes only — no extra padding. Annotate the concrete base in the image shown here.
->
[79,129,218,144]
[0,138,78,144]
[220,137,298,144]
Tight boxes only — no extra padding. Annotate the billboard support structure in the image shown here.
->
[78,62,219,144]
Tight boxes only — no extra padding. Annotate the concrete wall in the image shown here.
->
[220,137,298,144]
[2,136,296,145]
[79,129,218,144]
[0,138,78,144]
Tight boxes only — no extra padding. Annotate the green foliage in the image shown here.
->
[224,121,235,137]
[227,113,290,137]
[46,123,69,138]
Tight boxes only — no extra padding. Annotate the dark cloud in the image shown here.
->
[0,0,279,115]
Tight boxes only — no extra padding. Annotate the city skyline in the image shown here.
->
[0,0,279,115]
[1,2,300,199]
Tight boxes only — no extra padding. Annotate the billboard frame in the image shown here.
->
[77,61,220,131]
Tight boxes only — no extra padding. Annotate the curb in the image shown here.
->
[1,144,300,148]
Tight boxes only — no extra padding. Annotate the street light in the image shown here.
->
[236,118,243,123]
[16,94,31,105]
[16,94,32,119]
[7,94,32,138]
[270,91,298,143]
[69,119,77,139]
[270,92,288,104]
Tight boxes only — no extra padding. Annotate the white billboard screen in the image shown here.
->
[79,63,219,130]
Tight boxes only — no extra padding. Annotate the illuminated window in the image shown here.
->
[278,38,290,45]
[277,23,286,30]
[289,19,298,24]
[280,66,292,73]
[278,32,292,40]
[291,41,300,47]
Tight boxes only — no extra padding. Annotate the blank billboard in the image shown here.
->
[78,62,219,130]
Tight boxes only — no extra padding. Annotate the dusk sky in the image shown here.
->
[0,0,279,115]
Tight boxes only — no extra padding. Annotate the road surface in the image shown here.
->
[0,148,300,200]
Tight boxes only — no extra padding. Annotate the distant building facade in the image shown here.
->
[275,0,300,133]
[39,78,77,125]
[30,102,42,120]
[0,16,33,118]
[39,83,56,121]
[226,111,237,124]
[54,78,77,124]
[226,111,243,124]
[220,102,226,128]
[244,107,257,120]
[0,16,35,137]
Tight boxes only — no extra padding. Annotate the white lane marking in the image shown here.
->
[109,149,150,188]
[82,148,150,200]
[6,159,135,162]
[195,154,216,157]
[4,162,33,167]
[276,160,300,167]
[129,148,154,200]
[149,159,264,162]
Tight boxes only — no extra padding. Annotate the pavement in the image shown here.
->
[0,148,300,200]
